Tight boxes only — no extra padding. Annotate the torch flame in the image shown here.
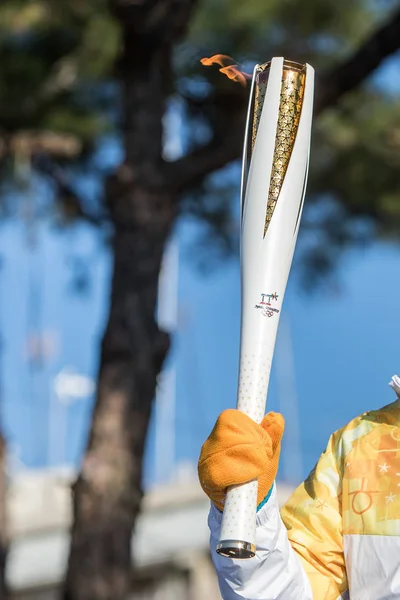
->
[200,54,251,87]
[200,54,233,67]
[219,66,248,86]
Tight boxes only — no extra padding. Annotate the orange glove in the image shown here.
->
[198,409,284,511]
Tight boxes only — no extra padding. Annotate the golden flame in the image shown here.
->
[200,54,232,67]
[200,54,251,87]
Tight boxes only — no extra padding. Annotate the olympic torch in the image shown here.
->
[216,57,314,558]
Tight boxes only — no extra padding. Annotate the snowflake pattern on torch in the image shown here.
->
[251,61,306,237]
[264,62,305,237]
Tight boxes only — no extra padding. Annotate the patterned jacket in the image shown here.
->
[209,376,400,599]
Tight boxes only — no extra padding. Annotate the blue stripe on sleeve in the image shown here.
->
[256,485,273,512]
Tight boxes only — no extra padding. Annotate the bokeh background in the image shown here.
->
[1,0,400,599]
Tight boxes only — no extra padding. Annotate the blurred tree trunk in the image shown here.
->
[64,199,172,600]
[63,2,195,599]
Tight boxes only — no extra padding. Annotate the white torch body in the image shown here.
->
[217,57,314,558]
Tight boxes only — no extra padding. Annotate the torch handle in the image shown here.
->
[216,333,277,559]
[217,481,259,558]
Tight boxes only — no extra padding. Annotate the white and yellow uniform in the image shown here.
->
[209,376,400,600]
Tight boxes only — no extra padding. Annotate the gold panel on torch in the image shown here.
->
[250,60,306,237]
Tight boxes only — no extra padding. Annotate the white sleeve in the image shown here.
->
[208,486,313,600]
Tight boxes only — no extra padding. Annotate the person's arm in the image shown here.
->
[209,431,348,600]
[209,486,313,600]
[281,431,348,599]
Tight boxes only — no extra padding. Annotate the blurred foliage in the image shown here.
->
[0,0,400,285]
[179,0,400,285]
[0,0,118,144]
[189,0,374,64]
[312,92,400,226]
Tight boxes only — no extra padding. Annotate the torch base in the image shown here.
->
[216,540,256,559]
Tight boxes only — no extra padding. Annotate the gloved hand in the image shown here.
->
[198,409,284,511]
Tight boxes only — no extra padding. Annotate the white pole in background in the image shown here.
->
[275,314,303,484]
[48,367,95,467]
[154,99,183,486]
[155,237,179,485]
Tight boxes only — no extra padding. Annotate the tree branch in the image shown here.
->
[35,158,106,226]
[315,6,400,113]
[109,0,198,40]
[166,129,243,191]
[170,6,400,190]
